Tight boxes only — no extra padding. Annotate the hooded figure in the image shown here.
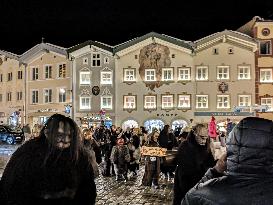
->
[173,123,215,205]
[182,117,273,205]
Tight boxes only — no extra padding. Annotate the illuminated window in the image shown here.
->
[196,95,208,108]
[80,71,91,85]
[144,96,156,109]
[261,98,273,112]
[145,69,156,81]
[58,64,66,78]
[101,71,112,85]
[101,96,112,109]
[178,95,191,108]
[217,66,229,80]
[238,66,250,79]
[124,96,136,109]
[80,97,91,109]
[178,68,190,81]
[59,88,66,103]
[162,95,173,109]
[238,95,251,106]
[162,68,173,81]
[217,95,230,108]
[196,66,208,80]
[260,69,272,82]
[124,68,136,81]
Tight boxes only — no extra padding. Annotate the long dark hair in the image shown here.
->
[40,114,81,166]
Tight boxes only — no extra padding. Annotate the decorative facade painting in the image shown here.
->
[139,43,171,91]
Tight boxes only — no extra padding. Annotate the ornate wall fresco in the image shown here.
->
[139,43,171,91]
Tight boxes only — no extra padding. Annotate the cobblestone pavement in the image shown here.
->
[96,165,174,205]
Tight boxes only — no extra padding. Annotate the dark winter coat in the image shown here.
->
[182,117,273,205]
[0,139,97,205]
[173,130,215,205]
[142,140,161,186]
[159,131,177,150]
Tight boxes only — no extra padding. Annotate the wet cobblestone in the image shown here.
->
[95,165,174,205]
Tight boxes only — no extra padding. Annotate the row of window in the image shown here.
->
[79,94,273,112]
[0,92,23,102]
[82,54,110,66]
[31,88,67,104]
[31,64,66,80]
[0,71,23,82]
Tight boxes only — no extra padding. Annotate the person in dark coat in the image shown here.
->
[182,117,273,205]
[142,131,161,189]
[0,114,96,205]
[173,123,215,205]
[159,124,178,179]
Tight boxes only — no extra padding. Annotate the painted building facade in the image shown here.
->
[113,32,194,132]
[193,30,257,123]
[20,43,71,131]
[68,41,115,129]
[113,31,257,132]
[238,16,273,120]
[0,50,25,126]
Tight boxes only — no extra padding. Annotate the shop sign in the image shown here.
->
[37,108,58,112]
[156,113,178,117]
[194,112,255,116]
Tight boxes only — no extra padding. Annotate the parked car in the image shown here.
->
[0,125,25,145]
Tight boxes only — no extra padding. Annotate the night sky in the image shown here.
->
[0,0,273,55]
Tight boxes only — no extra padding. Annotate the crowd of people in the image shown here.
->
[1,114,273,205]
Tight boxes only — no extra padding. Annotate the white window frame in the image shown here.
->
[124,68,136,81]
[261,98,273,112]
[196,95,208,109]
[17,91,22,101]
[196,66,208,81]
[92,52,101,67]
[217,66,229,80]
[101,96,112,110]
[80,71,91,85]
[145,69,156,81]
[7,92,12,101]
[80,97,91,110]
[44,64,52,79]
[260,69,272,82]
[178,95,191,109]
[31,89,39,104]
[238,95,251,106]
[58,87,66,103]
[161,95,174,109]
[162,68,173,81]
[124,96,136,109]
[144,96,156,109]
[44,89,52,103]
[100,71,112,85]
[58,63,66,78]
[178,67,191,81]
[217,95,230,109]
[238,66,250,80]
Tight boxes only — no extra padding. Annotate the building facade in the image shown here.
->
[20,42,71,130]
[0,50,25,126]
[68,41,115,129]
[113,31,257,132]
[113,32,194,132]
[238,16,273,120]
